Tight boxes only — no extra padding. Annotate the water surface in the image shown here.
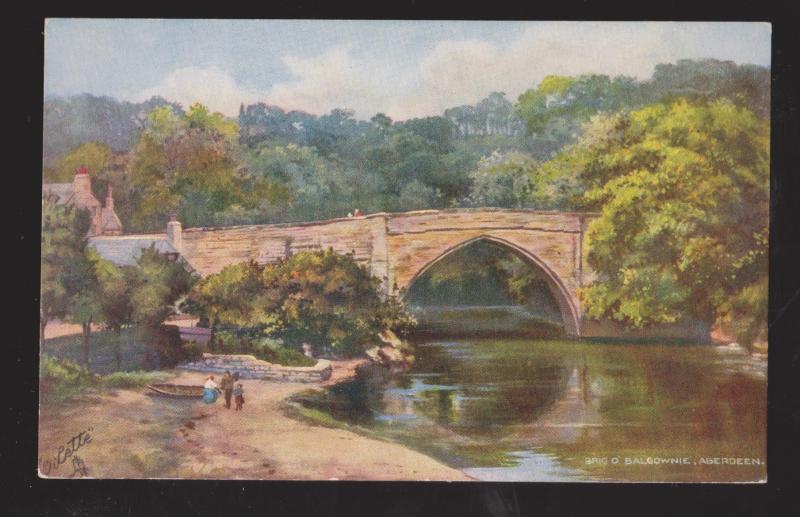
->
[295,338,766,482]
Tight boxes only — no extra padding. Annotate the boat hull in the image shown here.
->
[146,383,205,398]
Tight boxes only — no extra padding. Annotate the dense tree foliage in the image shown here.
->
[43,94,182,167]
[92,245,195,369]
[516,59,769,138]
[127,103,250,230]
[44,141,113,183]
[44,59,769,236]
[565,100,769,345]
[405,239,559,321]
[40,196,92,346]
[189,250,414,356]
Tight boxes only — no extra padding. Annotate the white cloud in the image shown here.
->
[126,47,406,119]
[124,22,770,121]
[385,23,680,119]
[127,66,263,116]
[264,45,408,119]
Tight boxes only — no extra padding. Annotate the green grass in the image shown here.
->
[281,397,356,430]
[257,346,317,367]
[39,355,174,405]
[100,370,173,389]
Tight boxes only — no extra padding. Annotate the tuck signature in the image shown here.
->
[39,427,94,477]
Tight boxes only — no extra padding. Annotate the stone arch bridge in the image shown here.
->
[92,208,712,340]
[172,209,597,336]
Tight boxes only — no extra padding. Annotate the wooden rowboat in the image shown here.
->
[146,383,205,398]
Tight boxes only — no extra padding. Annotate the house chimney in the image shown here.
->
[73,165,92,200]
[166,213,182,253]
[105,183,114,211]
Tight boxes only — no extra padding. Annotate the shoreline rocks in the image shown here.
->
[365,330,415,371]
[177,353,332,382]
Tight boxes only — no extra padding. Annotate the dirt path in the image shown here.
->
[38,361,471,481]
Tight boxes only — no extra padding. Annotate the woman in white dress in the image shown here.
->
[202,375,219,403]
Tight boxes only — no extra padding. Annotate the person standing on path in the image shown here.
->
[202,375,219,404]
[233,383,244,411]
[220,370,234,409]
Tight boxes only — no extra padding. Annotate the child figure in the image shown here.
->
[233,383,245,411]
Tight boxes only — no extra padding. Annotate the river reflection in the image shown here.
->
[295,339,766,482]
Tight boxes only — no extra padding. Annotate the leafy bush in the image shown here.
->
[101,370,172,389]
[39,355,96,404]
[212,329,248,354]
[716,277,768,349]
[141,325,202,368]
[210,332,315,366]
[40,356,175,404]
[190,250,416,358]
[250,337,315,367]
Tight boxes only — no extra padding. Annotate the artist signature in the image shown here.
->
[39,427,94,478]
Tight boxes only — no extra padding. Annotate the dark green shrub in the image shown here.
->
[39,355,96,403]
[189,250,417,359]
[212,329,247,354]
[250,337,316,366]
[141,325,202,368]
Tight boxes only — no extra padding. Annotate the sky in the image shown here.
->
[44,20,771,121]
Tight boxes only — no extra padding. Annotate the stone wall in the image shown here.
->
[177,353,332,382]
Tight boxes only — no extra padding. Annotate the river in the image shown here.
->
[293,338,767,482]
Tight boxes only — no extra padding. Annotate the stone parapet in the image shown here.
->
[177,353,332,382]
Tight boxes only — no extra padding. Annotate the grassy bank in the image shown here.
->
[39,355,172,404]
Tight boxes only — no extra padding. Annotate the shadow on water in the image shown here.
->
[294,336,767,482]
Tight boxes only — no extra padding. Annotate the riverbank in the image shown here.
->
[37,359,471,480]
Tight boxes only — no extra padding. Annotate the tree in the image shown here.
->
[370,113,393,135]
[129,245,195,328]
[647,59,770,118]
[475,92,514,136]
[64,249,104,367]
[43,94,182,168]
[567,99,769,346]
[128,246,195,366]
[444,105,477,137]
[467,151,537,208]
[94,257,146,370]
[515,61,770,138]
[399,116,456,153]
[45,141,112,183]
[40,196,91,345]
[189,250,414,357]
[187,260,282,330]
[128,103,246,231]
[265,250,414,355]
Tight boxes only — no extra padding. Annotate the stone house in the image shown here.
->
[42,165,123,236]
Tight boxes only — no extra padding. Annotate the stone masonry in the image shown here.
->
[177,208,597,335]
[178,353,332,382]
[91,208,599,336]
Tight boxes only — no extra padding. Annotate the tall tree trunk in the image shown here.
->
[116,328,122,371]
[82,319,91,369]
[129,325,137,369]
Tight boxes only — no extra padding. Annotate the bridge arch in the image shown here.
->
[398,235,581,336]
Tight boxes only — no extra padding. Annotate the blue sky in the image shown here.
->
[44,20,771,120]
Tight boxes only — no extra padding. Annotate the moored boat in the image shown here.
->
[146,383,205,398]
